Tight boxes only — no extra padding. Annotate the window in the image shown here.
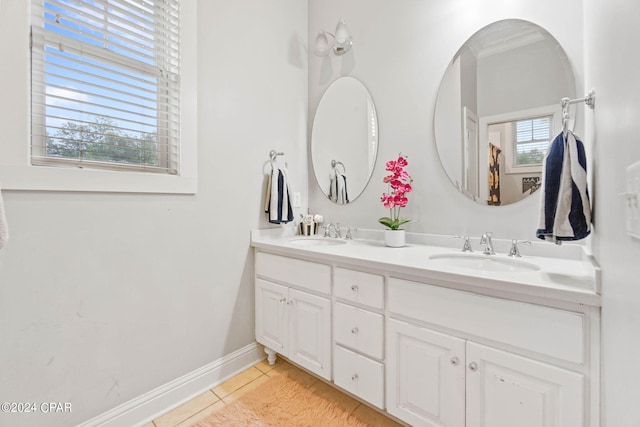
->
[30,0,180,175]
[513,116,552,167]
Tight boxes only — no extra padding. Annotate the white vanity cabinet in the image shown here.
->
[251,232,600,427]
[332,267,385,408]
[255,252,332,380]
[386,318,466,426]
[387,277,589,427]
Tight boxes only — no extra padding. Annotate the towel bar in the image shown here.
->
[561,89,595,110]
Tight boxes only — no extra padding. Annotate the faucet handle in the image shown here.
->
[344,226,354,240]
[508,239,531,257]
[454,235,473,252]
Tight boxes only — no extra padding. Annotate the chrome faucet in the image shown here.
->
[480,232,495,255]
[325,223,342,239]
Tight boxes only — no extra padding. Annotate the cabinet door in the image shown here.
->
[387,319,466,427]
[255,279,288,353]
[288,289,331,380]
[466,342,584,427]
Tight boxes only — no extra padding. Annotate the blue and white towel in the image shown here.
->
[536,131,591,242]
[0,182,8,250]
[329,170,349,204]
[264,167,294,224]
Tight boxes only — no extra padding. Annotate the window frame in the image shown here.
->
[479,104,562,176]
[0,0,197,194]
[512,115,553,168]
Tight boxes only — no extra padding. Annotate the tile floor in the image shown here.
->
[142,358,402,427]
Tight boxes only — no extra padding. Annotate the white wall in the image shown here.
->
[0,1,307,426]
[584,0,640,425]
[308,0,583,240]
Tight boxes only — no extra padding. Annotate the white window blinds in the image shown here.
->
[514,116,552,167]
[31,0,180,174]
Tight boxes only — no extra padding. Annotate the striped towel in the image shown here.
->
[0,183,8,250]
[328,170,349,205]
[264,167,294,224]
[536,131,591,242]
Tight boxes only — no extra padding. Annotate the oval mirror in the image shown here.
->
[311,76,378,204]
[434,19,576,206]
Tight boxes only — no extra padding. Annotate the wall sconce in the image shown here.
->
[314,19,353,56]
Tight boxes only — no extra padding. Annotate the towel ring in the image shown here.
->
[331,160,346,174]
[269,150,284,162]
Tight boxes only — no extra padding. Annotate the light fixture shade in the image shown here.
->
[314,31,332,57]
[334,19,351,48]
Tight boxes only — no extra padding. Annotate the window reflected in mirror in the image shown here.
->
[434,19,575,206]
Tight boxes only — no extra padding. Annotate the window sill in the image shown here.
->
[0,165,197,194]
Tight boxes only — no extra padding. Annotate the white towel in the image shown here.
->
[536,131,591,242]
[0,183,9,250]
[264,166,294,224]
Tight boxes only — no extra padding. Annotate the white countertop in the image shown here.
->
[250,227,601,307]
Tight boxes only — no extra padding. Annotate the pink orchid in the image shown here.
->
[379,154,413,230]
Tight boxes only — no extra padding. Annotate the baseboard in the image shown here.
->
[77,342,264,427]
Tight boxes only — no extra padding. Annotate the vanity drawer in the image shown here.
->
[388,278,584,364]
[255,252,331,294]
[334,267,384,309]
[334,302,384,359]
[334,345,384,409]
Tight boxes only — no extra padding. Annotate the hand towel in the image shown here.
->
[329,170,349,205]
[0,183,9,250]
[264,167,294,224]
[536,131,591,242]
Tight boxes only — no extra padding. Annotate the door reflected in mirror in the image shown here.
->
[311,77,378,204]
[434,19,575,206]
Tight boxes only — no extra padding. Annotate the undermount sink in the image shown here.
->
[288,237,347,247]
[429,253,540,273]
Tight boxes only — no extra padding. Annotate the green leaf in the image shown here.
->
[378,217,395,229]
[396,218,411,227]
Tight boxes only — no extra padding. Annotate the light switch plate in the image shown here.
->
[625,161,640,239]
[293,192,301,208]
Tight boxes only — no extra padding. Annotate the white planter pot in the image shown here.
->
[384,229,406,248]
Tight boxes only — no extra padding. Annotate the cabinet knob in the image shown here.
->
[351,373,359,381]
[450,357,459,366]
[279,298,286,304]
[469,362,478,372]
[351,327,359,334]
[351,284,359,292]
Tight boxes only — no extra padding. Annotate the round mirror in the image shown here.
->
[434,19,576,206]
[311,77,378,204]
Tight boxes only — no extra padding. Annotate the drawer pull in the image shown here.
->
[351,285,359,292]
[469,362,478,372]
[351,373,359,381]
[450,357,459,366]
[351,327,359,334]
[280,298,287,304]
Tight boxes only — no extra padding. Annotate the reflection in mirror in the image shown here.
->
[311,77,378,204]
[434,19,575,206]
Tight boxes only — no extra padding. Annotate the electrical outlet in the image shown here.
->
[293,192,301,208]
